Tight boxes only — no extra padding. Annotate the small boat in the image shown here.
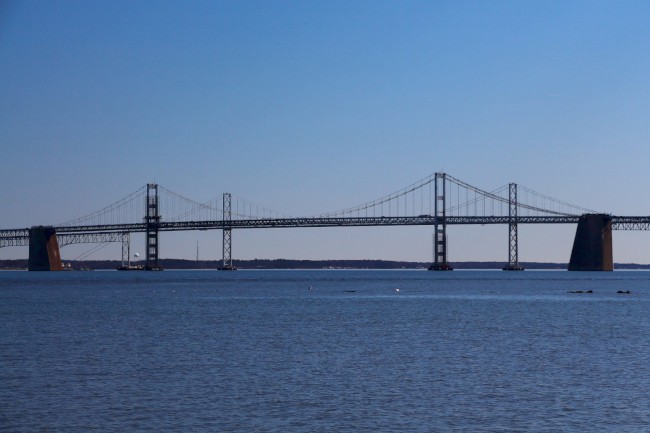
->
[117,265,144,271]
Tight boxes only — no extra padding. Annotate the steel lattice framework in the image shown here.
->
[58,232,129,247]
[5,215,650,248]
[5,215,649,243]
[0,216,582,247]
[0,229,30,247]
[611,217,650,231]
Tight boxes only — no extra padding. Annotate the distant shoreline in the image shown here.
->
[3,258,650,271]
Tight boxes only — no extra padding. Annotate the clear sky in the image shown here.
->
[2,0,650,264]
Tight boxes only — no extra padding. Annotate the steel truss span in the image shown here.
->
[58,232,129,247]
[2,215,649,238]
[3,215,650,245]
[54,215,584,233]
[0,229,30,247]
[612,217,650,231]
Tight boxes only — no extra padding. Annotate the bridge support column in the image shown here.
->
[568,214,613,271]
[121,232,130,267]
[28,226,63,271]
[219,192,237,271]
[429,173,453,271]
[144,183,163,271]
[503,183,524,271]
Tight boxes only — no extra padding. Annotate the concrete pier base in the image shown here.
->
[28,226,63,271]
[568,214,613,271]
[428,263,454,271]
[503,264,525,271]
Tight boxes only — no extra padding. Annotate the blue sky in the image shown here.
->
[2,0,650,263]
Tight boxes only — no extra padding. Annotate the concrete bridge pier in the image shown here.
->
[28,226,63,271]
[568,214,613,271]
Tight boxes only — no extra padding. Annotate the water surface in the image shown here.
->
[2,270,649,432]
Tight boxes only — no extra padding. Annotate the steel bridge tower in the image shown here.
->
[503,183,524,271]
[144,183,162,270]
[219,192,236,270]
[429,173,453,271]
[121,232,130,267]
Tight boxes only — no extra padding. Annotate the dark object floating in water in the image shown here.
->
[617,290,631,294]
[568,290,593,294]
[345,290,356,293]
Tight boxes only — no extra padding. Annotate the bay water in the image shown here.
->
[2,270,650,432]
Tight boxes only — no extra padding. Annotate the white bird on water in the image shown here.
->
[394,288,400,293]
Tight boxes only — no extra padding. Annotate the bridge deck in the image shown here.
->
[2,215,650,247]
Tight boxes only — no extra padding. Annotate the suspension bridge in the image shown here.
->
[2,173,649,271]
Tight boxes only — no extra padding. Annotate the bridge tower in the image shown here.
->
[428,173,453,271]
[503,183,524,271]
[121,232,130,267]
[144,183,162,270]
[219,192,236,270]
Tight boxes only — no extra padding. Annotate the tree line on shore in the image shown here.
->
[4,258,650,270]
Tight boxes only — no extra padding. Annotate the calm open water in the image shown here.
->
[2,269,650,432]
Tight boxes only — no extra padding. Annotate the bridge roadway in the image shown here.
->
[3,215,650,248]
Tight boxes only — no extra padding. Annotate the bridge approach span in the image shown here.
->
[1,215,646,248]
